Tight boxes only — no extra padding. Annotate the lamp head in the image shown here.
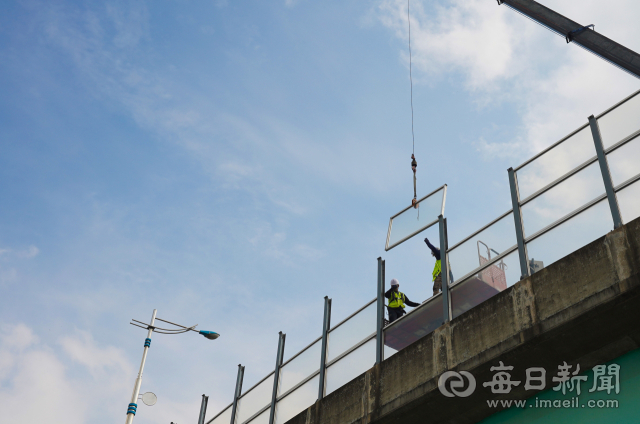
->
[199,330,220,340]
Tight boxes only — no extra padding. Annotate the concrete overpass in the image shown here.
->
[284,217,640,424]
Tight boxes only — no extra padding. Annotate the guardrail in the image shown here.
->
[207,89,640,424]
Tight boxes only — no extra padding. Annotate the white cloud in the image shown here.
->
[17,245,39,258]
[0,324,86,424]
[0,323,204,424]
[60,330,133,384]
[248,222,324,266]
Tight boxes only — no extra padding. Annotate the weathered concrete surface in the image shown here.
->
[286,217,640,424]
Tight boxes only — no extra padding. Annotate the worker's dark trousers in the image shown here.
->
[388,307,405,323]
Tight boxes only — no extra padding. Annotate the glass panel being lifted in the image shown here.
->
[385,186,446,251]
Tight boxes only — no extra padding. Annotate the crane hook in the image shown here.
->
[411,154,418,209]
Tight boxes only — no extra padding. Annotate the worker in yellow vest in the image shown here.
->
[385,279,420,323]
[424,238,442,296]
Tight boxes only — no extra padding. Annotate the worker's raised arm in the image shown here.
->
[385,287,394,299]
[424,237,441,260]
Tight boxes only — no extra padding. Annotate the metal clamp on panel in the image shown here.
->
[566,24,594,43]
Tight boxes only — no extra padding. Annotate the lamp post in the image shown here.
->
[125,309,219,424]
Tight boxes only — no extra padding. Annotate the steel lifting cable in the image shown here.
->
[408,0,418,211]
[407,3,420,221]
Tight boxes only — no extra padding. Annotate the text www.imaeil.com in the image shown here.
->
[487,398,619,409]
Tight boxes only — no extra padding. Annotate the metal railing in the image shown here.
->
[206,297,377,424]
[206,89,640,424]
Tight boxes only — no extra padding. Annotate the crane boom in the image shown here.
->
[498,0,640,79]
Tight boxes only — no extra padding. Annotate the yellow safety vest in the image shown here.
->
[432,259,441,281]
[388,291,406,308]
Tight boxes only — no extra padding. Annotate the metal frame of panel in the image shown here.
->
[385,184,447,251]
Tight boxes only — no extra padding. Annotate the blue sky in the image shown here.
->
[1,1,639,423]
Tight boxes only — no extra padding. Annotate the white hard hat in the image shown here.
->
[390,278,399,286]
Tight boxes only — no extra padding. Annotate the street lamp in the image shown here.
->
[125,309,219,424]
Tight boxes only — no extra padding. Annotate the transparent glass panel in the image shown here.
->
[386,188,444,250]
[327,301,376,363]
[237,374,275,424]
[247,408,270,424]
[616,179,640,224]
[517,126,596,200]
[606,134,640,186]
[209,404,232,424]
[450,249,520,319]
[274,374,319,424]
[598,92,640,149]
[279,339,321,395]
[383,294,442,354]
[521,162,605,237]
[325,337,376,396]
[447,212,516,283]
[526,199,612,273]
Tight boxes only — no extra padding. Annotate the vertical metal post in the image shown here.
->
[589,115,624,229]
[508,168,531,279]
[318,296,332,399]
[438,215,451,323]
[376,257,385,364]
[198,394,209,424]
[444,218,452,316]
[268,332,286,424]
[230,364,245,424]
[382,259,386,309]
